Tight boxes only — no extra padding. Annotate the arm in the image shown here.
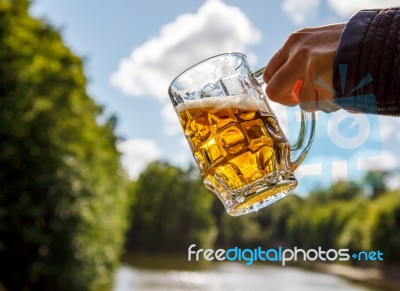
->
[263,7,400,114]
[334,7,400,114]
[263,23,345,112]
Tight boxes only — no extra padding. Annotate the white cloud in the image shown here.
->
[368,116,400,173]
[282,0,319,25]
[282,0,399,25]
[357,150,398,171]
[386,172,400,189]
[378,115,400,141]
[170,147,193,168]
[327,0,400,17]
[117,138,161,180]
[161,103,182,136]
[110,0,261,101]
[296,163,322,180]
[111,0,262,137]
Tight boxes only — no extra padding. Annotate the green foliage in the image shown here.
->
[308,180,363,203]
[219,213,261,248]
[336,197,369,252]
[282,180,367,250]
[257,195,303,247]
[125,167,400,268]
[0,1,131,290]
[365,190,400,263]
[364,170,388,198]
[125,162,216,253]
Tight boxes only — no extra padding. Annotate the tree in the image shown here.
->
[219,213,261,248]
[363,170,388,198]
[365,191,400,263]
[337,198,369,255]
[125,162,216,253]
[287,181,366,250]
[308,180,363,204]
[258,194,303,247]
[0,1,131,290]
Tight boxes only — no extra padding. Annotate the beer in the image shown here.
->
[169,53,315,215]
[177,94,294,200]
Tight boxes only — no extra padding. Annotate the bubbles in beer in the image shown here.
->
[221,127,246,154]
[201,138,223,168]
[210,109,237,130]
[188,112,211,143]
[177,94,291,195]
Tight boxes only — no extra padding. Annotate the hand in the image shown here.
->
[263,23,346,112]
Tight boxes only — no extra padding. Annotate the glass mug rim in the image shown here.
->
[168,52,247,98]
[168,52,315,216]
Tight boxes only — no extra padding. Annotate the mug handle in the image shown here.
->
[252,68,316,171]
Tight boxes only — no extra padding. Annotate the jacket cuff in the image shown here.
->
[333,10,380,113]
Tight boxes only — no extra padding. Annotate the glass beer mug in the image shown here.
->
[168,53,315,216]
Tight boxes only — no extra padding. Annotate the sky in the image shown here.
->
[30,0,400,194]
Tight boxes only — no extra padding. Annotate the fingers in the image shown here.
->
[315,87,340,112]
[311,54,339,112]
[265,50,337,112]
[299,73,339,112]
[262,24,343,112]
[318,99,340,112]
[264,31,306,83]
[263,47,289,83]
[265,54,305,106]
[293,80,303,97]
[298,70,318,112]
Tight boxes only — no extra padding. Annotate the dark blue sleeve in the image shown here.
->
[333,7,400,115]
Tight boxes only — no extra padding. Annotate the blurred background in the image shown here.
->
[1,0,400,290]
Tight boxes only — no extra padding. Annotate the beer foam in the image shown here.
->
[176,94,268,113]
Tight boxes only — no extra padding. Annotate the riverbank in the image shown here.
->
[115,261,373,291]
[309,263,400,291]
[122,252,400,290]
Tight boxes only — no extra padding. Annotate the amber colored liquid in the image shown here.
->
[177,95,291,192]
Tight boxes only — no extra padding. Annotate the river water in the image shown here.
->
[113,262,374,291]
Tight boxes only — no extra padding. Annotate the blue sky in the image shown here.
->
[30,0,400,194]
